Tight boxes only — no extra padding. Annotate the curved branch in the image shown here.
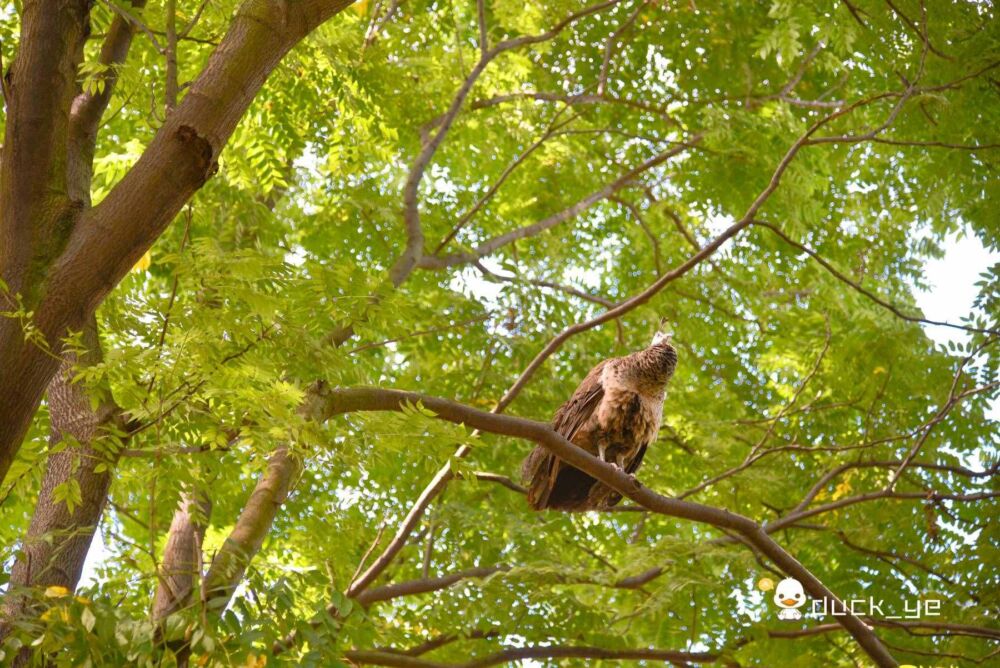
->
[354,566,509,606]
[304,386,896,666]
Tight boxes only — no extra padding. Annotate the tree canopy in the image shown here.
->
[0,0,998,666]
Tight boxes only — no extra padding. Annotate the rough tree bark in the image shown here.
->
[0,0,94,481]
[152,490,213,623]
[0,4,139,651]
[0,0,357,484]
[0,319,125,645]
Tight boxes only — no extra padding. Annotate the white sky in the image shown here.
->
[914,233,998,348]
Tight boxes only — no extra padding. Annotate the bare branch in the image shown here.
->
[354,566,508,606]
[433,109,580,254]
[346,449,463,595]
[346,315,491,355]
[164,0,179,111]
[350,521,387,586]
[100,0,165,53]
[476,0,487,56]
[362,0,400,48]
[888,338,999,488]
[793,459,996,516]
[474,262,613,308]
[885,0,952,61]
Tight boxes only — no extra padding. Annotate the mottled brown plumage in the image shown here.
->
[522,333,678,510]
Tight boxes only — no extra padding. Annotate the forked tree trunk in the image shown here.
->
[0,0,355,483]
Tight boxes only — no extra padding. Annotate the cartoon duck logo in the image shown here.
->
[772,577,807,620]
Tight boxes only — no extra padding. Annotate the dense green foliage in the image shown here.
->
[1,0,998,665]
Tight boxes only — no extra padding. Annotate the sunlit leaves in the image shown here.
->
[2,0,998,665]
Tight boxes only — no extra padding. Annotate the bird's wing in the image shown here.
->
[552,360,607,441]
[524,360,608,510]
[625,441,648,475]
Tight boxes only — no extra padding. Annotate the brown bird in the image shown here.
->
[521,330,677,511]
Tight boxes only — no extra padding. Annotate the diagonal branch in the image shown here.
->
[432,109,580,254]
[753,221,998,335]
[419,138,703,270]
[354,566,509,607]
[68,0,150,204]
[284,385,898,666]
[597,0,647,96]
[0,0,358,484]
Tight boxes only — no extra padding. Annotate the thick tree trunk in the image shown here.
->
[0,7,142,658]
[0,0,92,490]
[0,0,90,298]
[0,0,355,484]
[0,319,124,642]
[0,0,145,483]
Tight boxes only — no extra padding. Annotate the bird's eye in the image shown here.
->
[794,593,801,598]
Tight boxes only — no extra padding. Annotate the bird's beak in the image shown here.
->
[782,598,797,606]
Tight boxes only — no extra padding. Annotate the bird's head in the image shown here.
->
[644,320,677,385]
[650,318,673,347]
[651,330,672,346]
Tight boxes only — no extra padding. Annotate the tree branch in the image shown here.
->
[419,138,702,270]
[753,221,998,335]
[302,386,896,666]
[344,645,718,667]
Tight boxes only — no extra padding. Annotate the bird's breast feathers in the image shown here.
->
[596,365,664,445]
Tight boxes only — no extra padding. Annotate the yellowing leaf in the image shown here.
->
[132,250,152,273]
[832,479,852,500]
[44,586,70,598]
[40,606,71,622]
